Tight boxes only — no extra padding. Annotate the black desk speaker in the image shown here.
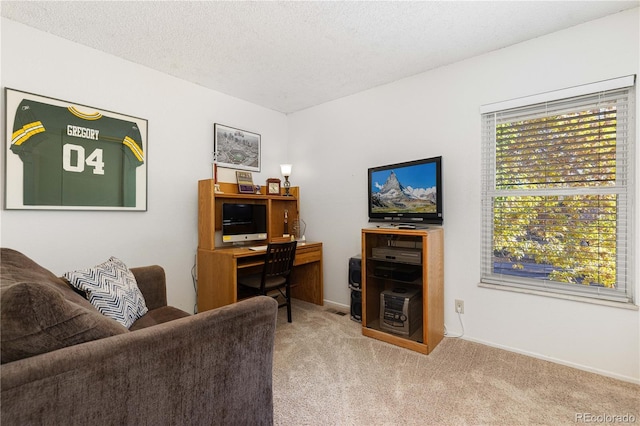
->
[348,255,361,290]
[350,289,362,322]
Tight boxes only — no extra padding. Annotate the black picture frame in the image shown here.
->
[214,123,261,172]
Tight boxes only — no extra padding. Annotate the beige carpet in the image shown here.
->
[272,300,639,426]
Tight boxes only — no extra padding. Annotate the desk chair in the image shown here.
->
[237,241,297,322]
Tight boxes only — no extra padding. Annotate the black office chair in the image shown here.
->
[237,241,297,322]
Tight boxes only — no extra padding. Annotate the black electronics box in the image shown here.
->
[392,265,421,282]
[373,265,395,278]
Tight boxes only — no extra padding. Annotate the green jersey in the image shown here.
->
[10,99,144,207]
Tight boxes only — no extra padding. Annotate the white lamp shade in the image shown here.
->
[280,164,292,176]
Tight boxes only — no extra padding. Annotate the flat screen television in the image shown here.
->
[222,203,267,243]
[368,156,443,225]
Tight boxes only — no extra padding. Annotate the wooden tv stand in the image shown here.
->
[361,227,444,354]
[196,179,323,312]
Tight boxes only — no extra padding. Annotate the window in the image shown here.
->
[480,76,635,304]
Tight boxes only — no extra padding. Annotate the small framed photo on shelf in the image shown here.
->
[236,171,255,194]
[266,178,281,195]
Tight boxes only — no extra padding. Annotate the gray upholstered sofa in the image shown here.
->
[1,248,278,425]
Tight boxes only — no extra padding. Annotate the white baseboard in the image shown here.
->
[462,336,640,385]
[322,298,639,384]
[322,299,349,312]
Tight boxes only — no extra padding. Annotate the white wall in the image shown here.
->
[289,9,640,382]
[0,19,289,313]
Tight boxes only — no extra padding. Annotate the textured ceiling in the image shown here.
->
[2,1,638,113]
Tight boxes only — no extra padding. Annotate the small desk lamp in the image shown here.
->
[280,164,292,196]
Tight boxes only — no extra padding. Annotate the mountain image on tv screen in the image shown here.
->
[370,164,437,214]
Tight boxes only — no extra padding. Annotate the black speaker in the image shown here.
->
[349,255,362,322]
[348,255,361,290]
[350,289,362,322]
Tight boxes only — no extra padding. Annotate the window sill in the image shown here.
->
[478,282,639,311]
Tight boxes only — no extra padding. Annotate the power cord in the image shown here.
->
[444,305,465,338]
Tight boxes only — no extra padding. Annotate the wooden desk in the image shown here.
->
[197,242,323,312]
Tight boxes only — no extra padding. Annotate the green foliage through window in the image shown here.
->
[493,108,618,288]
[481,78,634,302]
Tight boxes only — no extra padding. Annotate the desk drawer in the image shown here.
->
[294,247,322,266]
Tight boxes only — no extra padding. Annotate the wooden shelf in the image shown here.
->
[208,192,296,201]
[363,323,427,354]
[361,227,444,354]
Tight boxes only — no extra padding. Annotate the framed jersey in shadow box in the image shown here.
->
[4,88,148,211]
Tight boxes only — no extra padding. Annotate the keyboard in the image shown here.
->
[248,246,268,251]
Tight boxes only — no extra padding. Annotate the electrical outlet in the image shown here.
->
[455,299,464,314]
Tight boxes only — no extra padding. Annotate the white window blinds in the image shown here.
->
[481,76,635,303]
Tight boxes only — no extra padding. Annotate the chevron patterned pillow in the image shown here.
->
[64,257,148,328]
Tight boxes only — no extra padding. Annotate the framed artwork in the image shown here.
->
[4,88,148,211]
[236,171,255,194]
[214,123,260,172]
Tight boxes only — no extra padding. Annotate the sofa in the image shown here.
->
[1,248,278,425]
